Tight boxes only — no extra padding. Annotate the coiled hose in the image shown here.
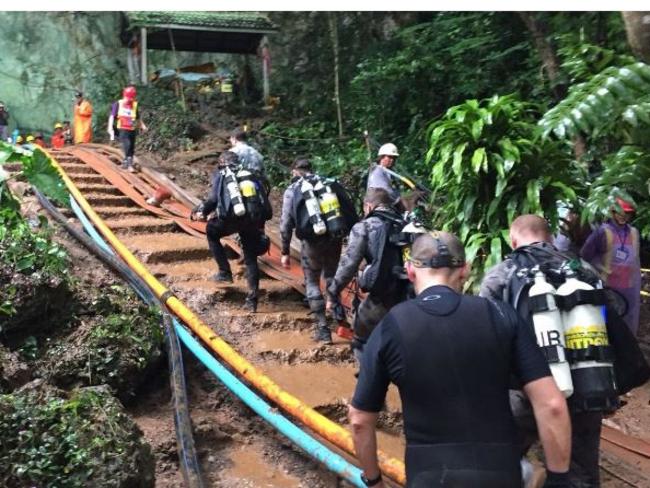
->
[34,188,205,488]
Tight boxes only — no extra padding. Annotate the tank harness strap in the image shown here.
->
[555,288,607,311]
[528,293,554,314]
[539,344,566,364]
[566,344,614,362]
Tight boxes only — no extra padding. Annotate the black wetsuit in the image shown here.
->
[352,285,550,487]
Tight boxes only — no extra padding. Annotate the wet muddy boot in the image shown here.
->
[243,292,258,313]
[211,270,233,283]
[313,313,333,345]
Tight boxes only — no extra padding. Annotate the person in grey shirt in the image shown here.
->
[367,142,401,203]
[229,128,264,174]
[480,214,603,488]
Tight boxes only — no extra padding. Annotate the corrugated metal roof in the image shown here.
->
[127,11,277,33]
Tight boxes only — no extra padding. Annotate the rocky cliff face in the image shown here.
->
[0,12,124,134]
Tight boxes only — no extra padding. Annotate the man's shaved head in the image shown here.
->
[509,214,552,248]
[410,231,465,268]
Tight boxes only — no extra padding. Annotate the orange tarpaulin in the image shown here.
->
[73,99,93,143]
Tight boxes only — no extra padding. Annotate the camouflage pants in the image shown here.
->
[301,238,342,314]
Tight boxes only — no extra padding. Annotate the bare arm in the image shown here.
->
[523,376,571,472]
[348,405,385,488]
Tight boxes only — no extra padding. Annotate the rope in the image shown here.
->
[258,131,354,143]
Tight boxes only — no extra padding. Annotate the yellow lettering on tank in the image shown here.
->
[319,194,340,215]
[240,181,256,197]
[402,246,411,263]
[564,325,609,350]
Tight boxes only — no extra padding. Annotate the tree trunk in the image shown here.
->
[622,12,650,63]
[519,12,587,161]
[518,12,566,100]
[328,12,344,138]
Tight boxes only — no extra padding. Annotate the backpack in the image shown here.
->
[219,167,272,223]
[506,245,601,321]
[506,244,649,396]
[292,174,358,241]
[357,209,408,296]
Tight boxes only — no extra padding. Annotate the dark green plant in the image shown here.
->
[426,94,581,285]
[0,143,70,316]
[0,387,152,487]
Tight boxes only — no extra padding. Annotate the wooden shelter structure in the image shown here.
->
[123,11,277,100]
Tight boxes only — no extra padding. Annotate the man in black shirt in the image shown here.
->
[349,231,571,488]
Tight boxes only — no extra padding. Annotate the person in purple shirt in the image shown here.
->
[580,197,641,336]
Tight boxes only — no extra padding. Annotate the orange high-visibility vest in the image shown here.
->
[116,100,138,131]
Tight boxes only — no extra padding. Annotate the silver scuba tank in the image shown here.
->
[300,178,327,236]
[224,166,246,217]
[528,268,574,397]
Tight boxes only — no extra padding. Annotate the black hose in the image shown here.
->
[34,188,205,488]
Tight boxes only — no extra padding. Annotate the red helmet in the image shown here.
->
[123,86,137,100]
[616,197,635,213]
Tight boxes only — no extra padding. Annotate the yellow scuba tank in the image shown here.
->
[224,166,246,217]
[528,268,574,397]
[300,178,327,236]
[314,178,345,237]
[237,168,262,220]
[556,270,618,412]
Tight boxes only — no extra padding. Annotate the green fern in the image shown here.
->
[540,62,650,139]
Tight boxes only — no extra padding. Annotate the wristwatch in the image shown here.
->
[361,472,382,486]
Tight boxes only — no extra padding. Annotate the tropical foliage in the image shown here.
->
[426,95,581,283]
[539,62,650,140]
[0,143,70,314]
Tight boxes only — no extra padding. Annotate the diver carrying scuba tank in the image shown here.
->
[280,159,359,344]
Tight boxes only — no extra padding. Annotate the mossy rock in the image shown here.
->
[0,344,31,393]
[38,286,164,403]
[0,267,72,338]
[0,380,155,487]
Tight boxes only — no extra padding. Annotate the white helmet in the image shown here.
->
[378,143,399,157]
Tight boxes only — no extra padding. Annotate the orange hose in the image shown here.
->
[41,147,407,485]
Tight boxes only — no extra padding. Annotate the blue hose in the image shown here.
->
[70,195,114,256]
[174,324,366,488]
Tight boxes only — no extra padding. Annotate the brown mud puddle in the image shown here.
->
[258,362,402,412]
[220,445,301,488]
